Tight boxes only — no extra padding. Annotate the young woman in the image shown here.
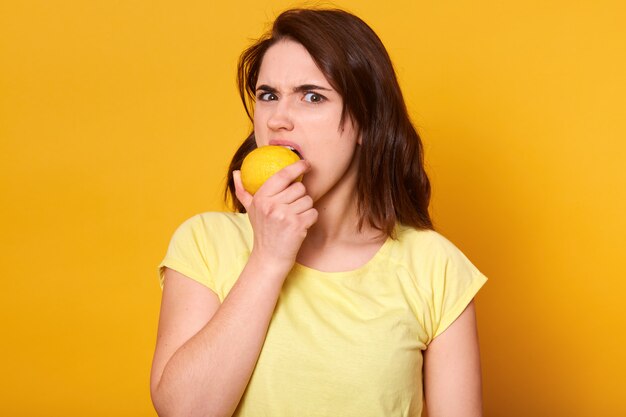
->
[151,8,487,417]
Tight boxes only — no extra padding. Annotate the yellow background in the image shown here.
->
[1,0,625,415]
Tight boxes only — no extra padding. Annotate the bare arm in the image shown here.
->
[150,261,287,417]
[150,160,317,417]
[423,300,483,417]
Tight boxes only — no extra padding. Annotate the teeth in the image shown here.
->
[283,146,302,159]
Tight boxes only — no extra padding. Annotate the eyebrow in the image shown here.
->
[255,84,332,93]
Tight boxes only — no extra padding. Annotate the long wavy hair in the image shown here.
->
[225,8,433,236]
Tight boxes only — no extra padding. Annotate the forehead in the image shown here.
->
[257,39,331,88]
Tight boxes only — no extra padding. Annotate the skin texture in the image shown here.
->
[424,301,484,417]
[150,38,483,416]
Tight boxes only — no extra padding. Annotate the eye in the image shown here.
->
[303,92,325,103]
[257,92,278,101]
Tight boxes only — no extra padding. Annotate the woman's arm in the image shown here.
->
[150,160,316,417]
[150,261,288,417]
[423,300,483,417]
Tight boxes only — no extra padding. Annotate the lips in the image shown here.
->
[269,140,303,159]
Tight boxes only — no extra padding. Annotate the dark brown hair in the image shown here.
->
[225,8,433,236]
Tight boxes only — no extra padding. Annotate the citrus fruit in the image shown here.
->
[240,145,302,195]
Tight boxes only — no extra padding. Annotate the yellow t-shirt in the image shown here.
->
[157,212,488,417]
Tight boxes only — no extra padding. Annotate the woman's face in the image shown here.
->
[253,39,360,203]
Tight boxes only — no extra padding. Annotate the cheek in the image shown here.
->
[311,141,358,179]
[252,114,267,146]
[305,110,341,130]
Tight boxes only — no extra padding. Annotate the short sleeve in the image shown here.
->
[429,238,488,341]
[157,214,216,292]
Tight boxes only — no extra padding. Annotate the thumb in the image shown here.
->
[233,170,253,210]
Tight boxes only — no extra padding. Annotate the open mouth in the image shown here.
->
[283,145,302,159]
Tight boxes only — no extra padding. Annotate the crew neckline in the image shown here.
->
[237,212,399,278]
[291,233,395,278]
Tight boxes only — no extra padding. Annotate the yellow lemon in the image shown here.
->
[241,145,302,195]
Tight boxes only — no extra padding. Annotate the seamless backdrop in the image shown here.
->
[1,1,625,416]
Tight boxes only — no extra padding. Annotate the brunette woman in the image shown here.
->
[151,8,487,417]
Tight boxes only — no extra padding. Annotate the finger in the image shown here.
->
[289,194,314,214]
[233,170,252,210]
[257,159,311,196]
[300,207,319,229]
[274,181,307,204]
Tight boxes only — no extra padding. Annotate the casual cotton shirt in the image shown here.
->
[158,212,487,416]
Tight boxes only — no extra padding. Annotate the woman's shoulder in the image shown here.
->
[159,211,252,293]
[177,211,251,233]
[394,224,457,251]
[388,224,486,289]
[390,224,476,267]
[170,211,253,249]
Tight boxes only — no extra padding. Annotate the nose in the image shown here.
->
[266,99,294,131]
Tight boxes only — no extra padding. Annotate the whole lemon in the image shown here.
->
[240,145,302,195]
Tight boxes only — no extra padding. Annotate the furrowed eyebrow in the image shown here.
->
[255,84,332,93]
[294,84,332,93]
[255,84,277,93]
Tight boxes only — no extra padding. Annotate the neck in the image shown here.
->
[308,193,360,243]
[297,176,388,272]
[305,175,382,246]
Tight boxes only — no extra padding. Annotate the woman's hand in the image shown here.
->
[233,159,318,273]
